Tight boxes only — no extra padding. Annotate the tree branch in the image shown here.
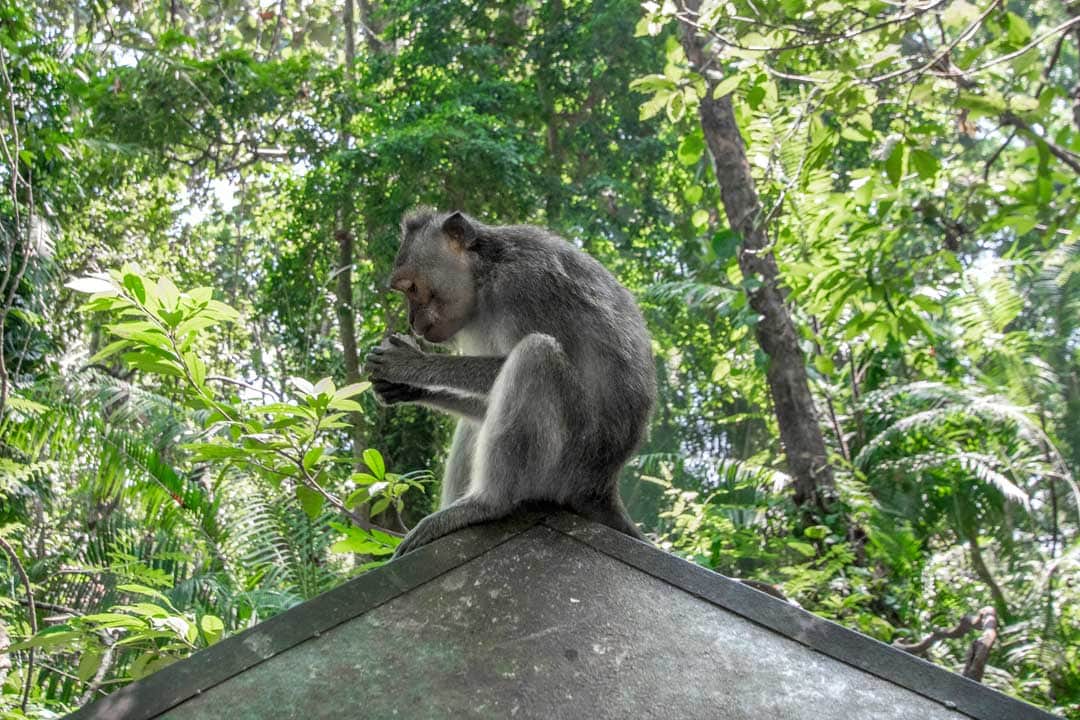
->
[0,536,36,712]
[1002,111,1080,174]
[894,606,998,682]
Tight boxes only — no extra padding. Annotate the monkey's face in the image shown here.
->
[390,223,477,344]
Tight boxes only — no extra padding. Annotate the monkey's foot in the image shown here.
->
[392,515,447,558]
[392,500,501,559]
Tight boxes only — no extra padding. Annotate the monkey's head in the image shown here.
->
[390,209,480,344]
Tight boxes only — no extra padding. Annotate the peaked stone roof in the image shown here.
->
[69,512,1058,720]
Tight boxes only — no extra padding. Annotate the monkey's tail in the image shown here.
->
[573,499,650,544]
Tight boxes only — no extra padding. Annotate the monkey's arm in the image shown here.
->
[366,335,504,397]
[372,379,487,421]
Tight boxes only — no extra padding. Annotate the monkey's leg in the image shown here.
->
[470,333,580,503]
[393,334,579,558]
[440,421,479,508]
[392,496,502,558]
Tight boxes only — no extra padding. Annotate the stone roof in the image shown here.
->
[68,512,1058,720]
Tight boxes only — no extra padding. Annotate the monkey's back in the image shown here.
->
[473,224,656,470]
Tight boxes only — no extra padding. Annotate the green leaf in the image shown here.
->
[1005,12,1032,45]
[1000,213,1037,235]
[712,74,741,98]
[199,615,225,645]
[885,143,906,186]
[117,583,172,604]
[787,540,816,557]
[123,353,185,378]
[290,377,315,396]
[370,496,391,517]
[328,398,364,412]
[184,443,247,460]
[942,0,979,29]
[78,651,103,682]
[333,382,371,400]
[804,525,830,540]
[65,276,117,295]
[957,90,1006,116]
[746,84,766,109]
[1008,95,1039,113]
[363,448,385,479]
[123,273,148,303]
[303,446,324,471]
[345,486,369,508]
[840,126,872,143]
[296,485,324,519]
[639,92,668,121]
[910,149,939,180]
[157,277,181,309]
[183,352,206,387]
[629,74,677,93]
[89,339,130,365]
[677,132,705,166]
[188,287,214,303]
[313,377,335,397]
[665,90,686,122]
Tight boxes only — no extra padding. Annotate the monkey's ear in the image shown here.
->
[442,211,477,250]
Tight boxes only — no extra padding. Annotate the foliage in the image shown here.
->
[1,0,1079,717]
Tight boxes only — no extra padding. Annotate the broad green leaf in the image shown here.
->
[352,472,379,485]
[78,651,103,682]
[677,132,705,166]
[787,540,816,557]
[313,377,335,396]
[885,143,906,186]
[88,339,130,364]
[333,382,371,400]
[296,485,324,519]
[370,496,391,517]
[303,446,324,471]
[200,615,225,645]
[188,287,213,303]
[184,443,247,460]
[290,377,316,396]
[712,73,741,99]
[629,74,677,93]
[665,90,686,122]
[942,0,980,29]
[683,185,703,203]
[345,487,369,508]
[123,273,147,303]
[1005,12,1032,45]
[363,448,385,479]
[328,398,364,412]
[65,276,117,295]
[910,149,939,180]
[639,92,668,121]
[116,583,172,604]
[154,277,179,310]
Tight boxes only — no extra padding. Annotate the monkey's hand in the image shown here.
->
[364,333,427,386]
[371,378,426,406]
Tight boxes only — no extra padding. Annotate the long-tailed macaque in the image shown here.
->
[365,209,655,557]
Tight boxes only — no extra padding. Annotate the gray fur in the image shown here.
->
[365,210,656,557]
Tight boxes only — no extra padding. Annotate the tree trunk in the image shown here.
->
[678,8,834,509]
[332,0,370,525]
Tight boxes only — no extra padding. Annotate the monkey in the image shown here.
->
[364,209,655,557]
